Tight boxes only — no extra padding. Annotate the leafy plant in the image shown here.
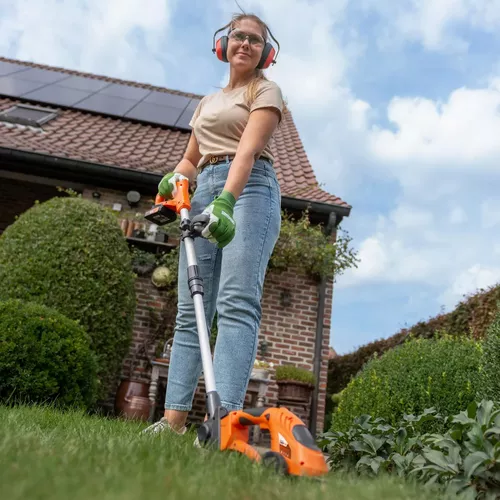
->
[0,196,136,401]
[319,400,500,499]
[0,299,98,409]
[331,335,483,433]
[275,365,315,385]
[269,210,359,281]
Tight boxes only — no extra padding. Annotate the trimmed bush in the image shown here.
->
[327,284,500,399]
[478,306,500,402]
[0,299,98,409]
[0,196,136,399]
[331,334,482,432]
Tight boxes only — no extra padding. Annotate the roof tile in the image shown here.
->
[0,56,350,211]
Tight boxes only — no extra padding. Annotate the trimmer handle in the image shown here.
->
[159,178,191,214]
[144,179,191,226]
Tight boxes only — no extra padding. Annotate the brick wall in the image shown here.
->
[0,178,334,434]
[84,186,335,433]
[0,177,63,234]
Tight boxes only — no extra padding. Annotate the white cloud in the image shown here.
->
[439,264,500,308]
[361,0,500,53]
[368,83,500,174]
[389,204,434,229]
[481,199,500,229]
[449,206,468,224]
[0,0,173,83]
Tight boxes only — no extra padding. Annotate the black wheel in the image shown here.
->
[261,451,289,475]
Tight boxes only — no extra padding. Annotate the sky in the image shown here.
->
[1,0,500,355]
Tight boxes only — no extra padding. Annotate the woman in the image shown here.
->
[144,12,284,437]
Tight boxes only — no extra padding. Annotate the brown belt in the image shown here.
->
[198,154,272,173]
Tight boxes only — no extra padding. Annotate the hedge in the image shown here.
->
[478,306,500,402]
[0,196,137,400]
[330,334,483,432]
[0,299,98,409]
[328,284,500,398]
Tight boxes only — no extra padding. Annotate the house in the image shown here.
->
[0,56,351,435]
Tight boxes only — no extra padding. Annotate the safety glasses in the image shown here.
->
[228,29,265,47]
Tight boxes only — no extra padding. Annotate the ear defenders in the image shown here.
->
[212,23,280,70]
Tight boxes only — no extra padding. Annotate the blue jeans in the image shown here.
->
[164,157,281,412]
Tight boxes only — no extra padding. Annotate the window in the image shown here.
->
[0,104,58,127]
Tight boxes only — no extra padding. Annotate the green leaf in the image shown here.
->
[422,449,460,474]
[477,400,495,427]
[351,440,373,454]
[463,451,489,479]
[484,427,500,437]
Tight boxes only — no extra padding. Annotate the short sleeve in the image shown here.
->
[250,80,283,122]
[189,97,205,128]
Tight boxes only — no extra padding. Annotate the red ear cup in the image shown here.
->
[257,43,276,69]
[215,36,228,62]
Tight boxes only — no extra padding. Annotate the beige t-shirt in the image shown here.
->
[189,79,284,169]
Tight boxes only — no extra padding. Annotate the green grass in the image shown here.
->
[0,405,449,500]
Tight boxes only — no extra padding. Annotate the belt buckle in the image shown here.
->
[209,156,218,164]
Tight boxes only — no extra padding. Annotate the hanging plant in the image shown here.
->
[268,210,359,282]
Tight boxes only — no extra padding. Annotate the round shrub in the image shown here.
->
[0,299,98,409]
[331,334,482,432]
[0,196,136,399]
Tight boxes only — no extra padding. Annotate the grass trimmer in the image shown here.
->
[144,179,329,478]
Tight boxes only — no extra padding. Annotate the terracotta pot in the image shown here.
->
[114,379,151,420]
[276,380,313,404]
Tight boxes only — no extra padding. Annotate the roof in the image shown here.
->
[0,56,350,211]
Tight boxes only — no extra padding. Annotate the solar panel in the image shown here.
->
[143,91,191,109]
[23,84,92,107]
[0,61,30,77]
[174,109,195,129]
[74,93,138,116]
[0,76,46,97]
[125,101,184,126]
[172,98,201,129]
[57,75,110,92]
[98,83,150,101]
[14,67,68,84]
[186,98,202,111]
[0,61,199,130]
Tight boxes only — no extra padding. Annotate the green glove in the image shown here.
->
[158,172,188,199]
[201,190,236,248]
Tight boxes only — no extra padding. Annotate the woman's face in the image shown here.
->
[226,18,266,72]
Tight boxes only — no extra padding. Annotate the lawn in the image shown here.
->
[0,405,450,500]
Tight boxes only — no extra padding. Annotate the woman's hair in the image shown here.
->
[227,12,287,114]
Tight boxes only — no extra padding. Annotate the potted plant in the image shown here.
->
[252,359,274,380]
[275,365,316,404]
[130,247,156,276]
[251,339,273,379]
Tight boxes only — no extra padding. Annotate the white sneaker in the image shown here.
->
[141,417,187,435]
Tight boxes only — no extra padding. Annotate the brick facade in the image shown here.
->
[0,175,334,434]
[0,176,62,235]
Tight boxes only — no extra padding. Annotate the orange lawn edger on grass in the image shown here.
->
[144,179,329,478]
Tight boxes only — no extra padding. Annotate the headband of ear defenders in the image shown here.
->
[211,21,280,69]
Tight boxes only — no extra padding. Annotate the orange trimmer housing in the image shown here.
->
[218,406,329,477]
[144,179,191,225]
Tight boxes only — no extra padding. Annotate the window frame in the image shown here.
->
[0,103,58,127]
